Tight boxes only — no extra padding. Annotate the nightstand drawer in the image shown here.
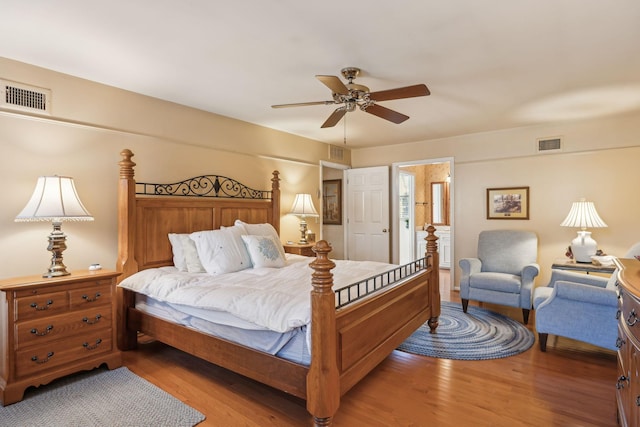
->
[69,283,112,308]
[15,330,113,378]
[15,291,68,321]
[15,306,111,350]
[284,244,315,257]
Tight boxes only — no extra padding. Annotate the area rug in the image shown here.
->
[0,367,205,426]
[397,301,535,360]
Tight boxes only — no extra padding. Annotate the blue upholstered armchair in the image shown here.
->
[533,269,618,351]
[459,230,539,324]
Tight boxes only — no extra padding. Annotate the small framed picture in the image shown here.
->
[322,179,342,225]
[486,187,529,220]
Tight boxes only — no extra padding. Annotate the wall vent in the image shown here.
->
[0,80,51,115]
[537,136,562,153]
[329,145,345,161]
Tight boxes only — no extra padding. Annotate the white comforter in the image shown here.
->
[118,255,397,333]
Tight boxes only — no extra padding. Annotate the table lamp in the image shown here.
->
[15,176,94,277]
[289,193,319,244]
[560,198,607,263]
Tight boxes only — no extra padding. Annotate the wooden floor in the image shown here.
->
[123,271,618,426]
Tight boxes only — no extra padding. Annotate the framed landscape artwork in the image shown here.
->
[322,179,342,225]
[486,186,529,220]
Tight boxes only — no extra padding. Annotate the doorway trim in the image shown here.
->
[391,157,455,285]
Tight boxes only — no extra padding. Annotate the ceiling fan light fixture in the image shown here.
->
[271,66,429,128]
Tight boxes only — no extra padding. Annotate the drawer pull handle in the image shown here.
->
[31,351,54,364]
[617,374,631,389]
[83,338,103,350]
[30,325,54,336]
[627,309,639,327]
[82,292,101,302]
[636,396,640,407]
[82,314,102,325]
[617,337,626,348]
[30,300,53,311]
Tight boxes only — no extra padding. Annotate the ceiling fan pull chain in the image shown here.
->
[344,113,347,145]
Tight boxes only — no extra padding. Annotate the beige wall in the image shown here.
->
[352,112,640,287]
[0,57,350,279]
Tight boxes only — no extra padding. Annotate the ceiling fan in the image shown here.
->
[271,67,430,128]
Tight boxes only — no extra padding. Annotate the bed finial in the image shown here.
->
[307,240,340,426]
[424,225,440,332]
[271,170,281,235]
[119,149,136,179]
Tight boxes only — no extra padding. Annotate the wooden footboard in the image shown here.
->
[307,233,439,425]
[115,149,440,427]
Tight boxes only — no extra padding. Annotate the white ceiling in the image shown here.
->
[2,1,640,148]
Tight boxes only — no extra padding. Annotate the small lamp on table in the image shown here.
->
[15,175,94,277]
[289,193,319,245]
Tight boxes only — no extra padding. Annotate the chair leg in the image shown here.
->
[462,299,469,313]
[538,333,548,352]
[522,308,530,325]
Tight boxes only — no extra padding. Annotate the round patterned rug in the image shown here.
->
[397,301,535,360]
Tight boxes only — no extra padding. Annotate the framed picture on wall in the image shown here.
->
[322,179,342,225]
[487,186,529,220]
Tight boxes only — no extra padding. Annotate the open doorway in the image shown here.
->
[392,158,454,285]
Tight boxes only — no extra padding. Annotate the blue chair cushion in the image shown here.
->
[469,272,522,293]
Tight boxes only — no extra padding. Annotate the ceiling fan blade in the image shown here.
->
[363,104,410,124]
[271,100,334,108]
[321,108,347,128]
[316,75,349,95]
[369,84,430,102]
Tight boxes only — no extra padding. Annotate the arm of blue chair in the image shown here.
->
[522,263,540,281]
[459,258,482,277]
[459,258,482,299]
[554,280,619,307]
[547,269,609,288]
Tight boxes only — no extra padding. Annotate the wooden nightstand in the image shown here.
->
[284,243,315,257]
[0,270,122,405]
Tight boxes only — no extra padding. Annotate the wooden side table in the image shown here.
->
[551,258,616,274]
[0,270,122,405]
[284,243,315,257]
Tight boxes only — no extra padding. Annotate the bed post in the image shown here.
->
[425,225,441,332]
[271,171,281,235]
[307,240,340,427]
[116,149,139,350]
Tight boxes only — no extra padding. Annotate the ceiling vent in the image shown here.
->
[536,136,562,153]
[329,145,345,161]
[0,79,51,115]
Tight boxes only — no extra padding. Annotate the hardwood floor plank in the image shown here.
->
[122,271,618,426]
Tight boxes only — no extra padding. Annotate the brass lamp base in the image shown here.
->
[44,222,70,278]
[298,219,309,245]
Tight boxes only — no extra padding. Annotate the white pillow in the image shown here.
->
[241,235,287,268]
[234,220,285,258]
[190,227,252,275]
[168,233,205,273]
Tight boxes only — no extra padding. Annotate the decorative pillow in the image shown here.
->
[190,226,252,275]
[168,233,205,273]
[241,235,287,268]
[234,219,286,258]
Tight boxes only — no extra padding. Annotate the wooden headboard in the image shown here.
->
[116,149,281,281]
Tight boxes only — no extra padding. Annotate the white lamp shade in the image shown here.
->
[289,193,319,217]
[560,199,607,230]
[15,176,94,222]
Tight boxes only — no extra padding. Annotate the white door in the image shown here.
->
[346,166,390,262]
[398,170,415,265]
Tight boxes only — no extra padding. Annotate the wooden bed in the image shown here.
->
[116,149,440,426]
